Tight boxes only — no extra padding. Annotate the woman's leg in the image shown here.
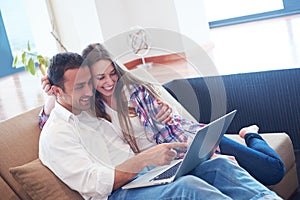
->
[219,133,286,185]
[190,157,282,200]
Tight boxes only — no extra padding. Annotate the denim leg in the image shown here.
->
[109,175,232,200]
[189,157,282,200]
[219,135,285,185]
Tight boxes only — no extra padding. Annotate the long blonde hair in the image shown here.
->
[82,43,161,153]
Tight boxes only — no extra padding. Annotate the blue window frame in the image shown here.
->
[208,0,300,28]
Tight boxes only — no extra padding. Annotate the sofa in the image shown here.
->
[163,68,300,199]
[0,68,298,200]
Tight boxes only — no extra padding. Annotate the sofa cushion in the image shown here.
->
[9,159,83,200]
[0,106,42,200]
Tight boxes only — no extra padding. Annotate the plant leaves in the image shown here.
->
[13,56,18,67]
[21,52,27,65]
[39,64,46,76]
[12,41,52,76]
[37,55,45,65]
[45,57,50,68]
[28,58,35,75]
[27,40,31,51]
[37,55,50,75]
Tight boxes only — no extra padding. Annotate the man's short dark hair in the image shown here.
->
[48,52,84,91]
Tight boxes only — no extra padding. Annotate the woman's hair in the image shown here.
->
[82,43,161,153]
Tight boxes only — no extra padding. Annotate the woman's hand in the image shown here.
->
[41,75,55,115]
[41,75,53,96]
[155,100,174,124]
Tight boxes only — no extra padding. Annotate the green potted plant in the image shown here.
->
[12,24,68,76]
[12,41,50,76]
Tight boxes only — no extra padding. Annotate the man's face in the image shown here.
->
[58,65,93,115]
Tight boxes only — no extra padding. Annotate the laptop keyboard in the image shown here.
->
[152,161,182,181]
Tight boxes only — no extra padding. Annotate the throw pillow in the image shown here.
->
[9,158,83,200]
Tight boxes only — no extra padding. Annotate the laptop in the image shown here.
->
[122,110,237,189]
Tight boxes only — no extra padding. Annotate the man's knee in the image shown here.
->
[174,175,202,188]
[170,175,230,199]
[211,156,239,170]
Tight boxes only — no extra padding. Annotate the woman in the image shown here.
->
[40,43,285,185]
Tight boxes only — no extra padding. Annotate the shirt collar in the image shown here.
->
[54,101,75,122]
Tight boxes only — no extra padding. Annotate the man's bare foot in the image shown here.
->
[239,125,259,138]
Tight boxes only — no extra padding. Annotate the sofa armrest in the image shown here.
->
[0,175,20,200]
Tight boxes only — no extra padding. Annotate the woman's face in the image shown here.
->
[90,59,119,102]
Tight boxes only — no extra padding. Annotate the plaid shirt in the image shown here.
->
[129,84,206,144]
[38,108,49,130]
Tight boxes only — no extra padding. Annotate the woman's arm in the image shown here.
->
[38,76,56,129]
[41,75,55,115]
[155,99,174,124]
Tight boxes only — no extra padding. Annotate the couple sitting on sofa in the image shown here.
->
[38,43,285,199]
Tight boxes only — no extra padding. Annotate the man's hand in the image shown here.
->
[113,142,187,190]
[140,142,188,166]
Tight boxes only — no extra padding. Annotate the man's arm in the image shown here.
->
[113,142,187,190]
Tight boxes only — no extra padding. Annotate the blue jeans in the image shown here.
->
[109,157,282,200]
[219,133,286,185]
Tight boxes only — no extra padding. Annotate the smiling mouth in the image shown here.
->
[80,97,91,104]
[103,85,114,91]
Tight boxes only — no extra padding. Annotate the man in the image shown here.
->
[39,52,282,200]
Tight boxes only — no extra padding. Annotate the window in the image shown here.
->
[205,0,300,28]
[0,0,37,77]
[0,10,19,77]
[0,0,56,77]
[0,0,36,55]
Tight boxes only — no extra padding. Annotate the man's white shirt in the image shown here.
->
[39,102,134,200]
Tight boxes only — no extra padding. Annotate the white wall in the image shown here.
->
[24,0,57,56]
[46,0,211,58]
[94,0,181,40]
[174,0,210,46]
[48,0,103,53]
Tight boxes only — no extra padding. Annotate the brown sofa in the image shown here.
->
[0,106,298,199]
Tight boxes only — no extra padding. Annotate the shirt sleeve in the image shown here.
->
[38,106,50,129]
[130,85,188,143]
[130,85,208,144]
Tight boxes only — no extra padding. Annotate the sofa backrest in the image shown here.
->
[0,106,42,200]
[163,68,300,151]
